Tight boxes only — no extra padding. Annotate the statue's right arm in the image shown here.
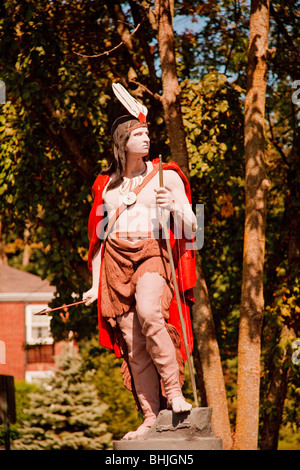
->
[82,247,102,306]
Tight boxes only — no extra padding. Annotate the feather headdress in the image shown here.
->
[112,83,148,123]
[102,84,149,190]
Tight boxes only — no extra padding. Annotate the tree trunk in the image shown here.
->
[260,132,300,449]
[260,325,296,449]
[192,252,233,450]
[235,0,271,450]
[0,221,8,265]
[22,223,32,267]
[155,0,189,178]
[155,0,232,449]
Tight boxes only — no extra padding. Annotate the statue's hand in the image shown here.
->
[154,187,175,212]
[83,287,98,306]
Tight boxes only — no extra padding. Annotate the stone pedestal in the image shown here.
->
[113,407,222,450]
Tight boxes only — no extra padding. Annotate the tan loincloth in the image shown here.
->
[100,236,174,323]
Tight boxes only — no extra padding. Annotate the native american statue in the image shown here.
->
[83,84,198,440]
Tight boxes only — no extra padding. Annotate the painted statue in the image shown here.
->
[83,84,197,440]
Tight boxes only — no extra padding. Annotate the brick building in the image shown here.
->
[0,264,67,382]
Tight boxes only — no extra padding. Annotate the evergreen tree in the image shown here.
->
[13,349,112,450]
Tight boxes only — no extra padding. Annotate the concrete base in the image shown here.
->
[113,407,222,450]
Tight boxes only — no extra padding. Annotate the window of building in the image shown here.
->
[25,304,53,345]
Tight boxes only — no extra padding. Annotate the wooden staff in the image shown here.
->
[158,155,199,407]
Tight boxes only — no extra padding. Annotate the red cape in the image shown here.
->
[87,158,197,361]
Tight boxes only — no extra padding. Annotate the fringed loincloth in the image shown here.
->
[101,236,173,323]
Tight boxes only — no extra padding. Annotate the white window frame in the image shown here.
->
[25,370,54,384]
[25,304,53,345]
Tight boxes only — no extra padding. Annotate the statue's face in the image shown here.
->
[125,127,150,157]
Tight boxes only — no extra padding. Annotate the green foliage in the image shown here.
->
[14,380,40,423]
[0,0,299,450]
[12,349,112,450]
[0,380,39,446]
[181,72,244,357]
[175,0,250,83]
[278,424,300,451]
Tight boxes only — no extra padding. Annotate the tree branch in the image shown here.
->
[129,79,162,101]
[266,110,289,167]
[129,0,160,92]
[43,98,93,184]
[73,19,144,59]
[270,3,300,69]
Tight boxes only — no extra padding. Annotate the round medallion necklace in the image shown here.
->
[120,163,147,206]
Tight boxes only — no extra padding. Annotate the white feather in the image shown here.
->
[112,83,148,122]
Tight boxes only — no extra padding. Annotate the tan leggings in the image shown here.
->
[117,272,182,423]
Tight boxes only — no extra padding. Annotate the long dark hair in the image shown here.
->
[101,115,148,190]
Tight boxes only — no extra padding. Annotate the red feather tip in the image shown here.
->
[138,112,146,123]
